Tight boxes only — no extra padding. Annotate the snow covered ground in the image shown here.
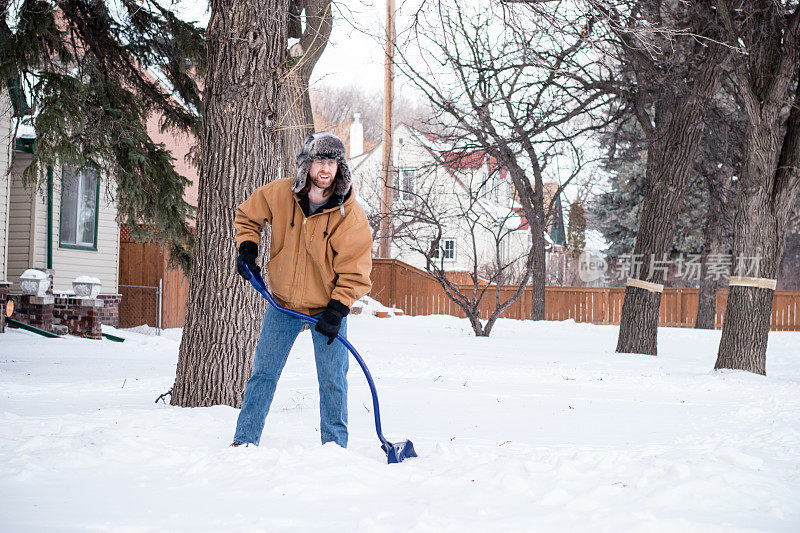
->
[1,315,799,532]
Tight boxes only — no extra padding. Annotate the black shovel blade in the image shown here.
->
[385,440,418,464]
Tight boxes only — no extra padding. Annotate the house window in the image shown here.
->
[432,238,456,261]
[393,169,416,201]
[60,167,99,249]
[488,172,508,205]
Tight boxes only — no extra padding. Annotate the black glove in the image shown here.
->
[236,241,261,280]
[314,299,350,345]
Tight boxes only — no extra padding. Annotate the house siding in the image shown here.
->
[51,166,119,294]
[0,170,8,282]
[7,152,36,290]
[7,159,119,294]
[31,169,47,269]
[0,93,15,282]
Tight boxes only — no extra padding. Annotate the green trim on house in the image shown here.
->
[58,166,101,252]
[15,137,34,153]
[101,332,125,343]
[7,77,31,117]
[46,166,53,268]
[0,26,32,117]
[6,317,61,338]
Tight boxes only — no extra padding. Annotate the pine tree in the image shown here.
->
[567,200,586,261]
[592,111,737,272]
[0,0,205,270]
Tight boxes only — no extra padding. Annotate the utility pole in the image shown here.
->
[379,0,394,258]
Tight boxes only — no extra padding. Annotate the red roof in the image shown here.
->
[442,150,488,169]
[441,150,508,179]
[513,207,529,231]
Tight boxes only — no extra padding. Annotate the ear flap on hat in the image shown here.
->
[333,155,352,196]
[292,133,317,193]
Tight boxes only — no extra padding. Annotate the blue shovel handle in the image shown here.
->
[242,263,391,449]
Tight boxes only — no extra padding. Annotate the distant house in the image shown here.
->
[0,88,121,306]
[349,123,566,282]
[0,47,199,332]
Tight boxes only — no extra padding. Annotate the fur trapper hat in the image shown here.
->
[293,131,352,196]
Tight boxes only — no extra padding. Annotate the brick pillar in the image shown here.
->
[97,294,121,328]
[13,294,55,332]
[0,282,9,334]
[53,296,103,340]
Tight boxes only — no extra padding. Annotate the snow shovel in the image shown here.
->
[243,264,417,464]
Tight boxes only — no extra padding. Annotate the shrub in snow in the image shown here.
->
[19,269,50,296]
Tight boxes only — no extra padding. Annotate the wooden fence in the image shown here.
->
[119,241,190,329]
[369,259,800,331]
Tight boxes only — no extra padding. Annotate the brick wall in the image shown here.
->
[53,297,103,340]
[0,282,9,334]
[9,294,55,332]
[98,294,122,328]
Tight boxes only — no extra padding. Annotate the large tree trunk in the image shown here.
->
[714,4,800,375]
[715,87,800,374]
[616,107,713,353]
[715,183,781,374]
[171,0,287,407]
[616,60,721,355]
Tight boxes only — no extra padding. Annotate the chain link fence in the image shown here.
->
[119,279,162,334]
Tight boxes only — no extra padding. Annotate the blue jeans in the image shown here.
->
[233,304,349,447]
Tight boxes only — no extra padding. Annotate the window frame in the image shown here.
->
[393,168,417,201]
[58,166,100,251]
[431,237,456,262]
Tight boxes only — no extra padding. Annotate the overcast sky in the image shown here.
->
[170,0,392,93]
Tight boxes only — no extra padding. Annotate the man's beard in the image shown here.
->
[309,173,336,192]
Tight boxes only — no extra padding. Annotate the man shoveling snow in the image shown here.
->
[231,132,373,448]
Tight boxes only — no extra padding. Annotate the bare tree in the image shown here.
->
[714,0,800,375]
[384,151,534,336]
[397,0,615,320]
[281,0,333,180]
[574,0,729,356]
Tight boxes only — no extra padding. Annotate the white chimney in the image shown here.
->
[349,113,364,158]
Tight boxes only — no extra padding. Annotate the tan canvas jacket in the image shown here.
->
[234,178,373,314]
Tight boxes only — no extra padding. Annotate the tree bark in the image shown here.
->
[529,154,547,320]
[488,141,547,320]
[714,183,780,375]
[713,3,800,375]
[695,169,729,329]
[171,1,287,407]
[715,89,800,374]
[616,102,714,353]
[694,239,721,329]
[616,56,722,355]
